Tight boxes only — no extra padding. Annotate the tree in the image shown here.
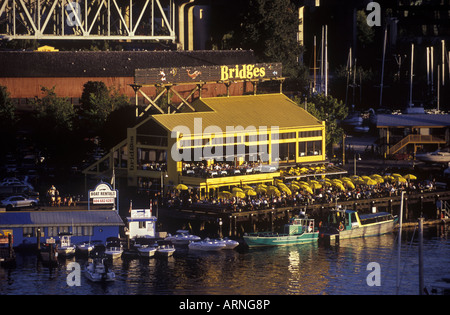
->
[30,86,77,163]
[79,81,130,135]
[235,0,308,85]
[33,86,75,132]
[0,85,17,149]
[294,94,348,152]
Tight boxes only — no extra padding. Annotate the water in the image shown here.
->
[1,226,449,295]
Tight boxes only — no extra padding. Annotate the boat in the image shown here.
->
[243,216,319,247]
[57,233,76,257]
[342,111,363,127]
[76,241,94,256]
[165,230,201,246]
[416,149,450,164]
[319,209,397,243]
[39,241,58,266]
[104,237,123,259]
[212,238,239,250]
[188,238,226,251]
[137,244,157,258]
[85,258,115,282]
[153,240,175,257]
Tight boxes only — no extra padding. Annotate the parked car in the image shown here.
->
[1,195,39,210]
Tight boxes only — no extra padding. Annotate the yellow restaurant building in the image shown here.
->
[83,63,327,198]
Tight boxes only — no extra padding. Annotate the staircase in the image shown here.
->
[388,134,446,155]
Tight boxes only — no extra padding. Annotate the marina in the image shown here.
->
[1,225,449,295]
[1,0,450,297]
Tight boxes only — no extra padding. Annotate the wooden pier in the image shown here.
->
[159,190,450,237]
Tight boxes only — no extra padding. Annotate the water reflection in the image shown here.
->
[1,226,449,295]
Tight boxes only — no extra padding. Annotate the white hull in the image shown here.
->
[416,151,450,163]
[156,247,175,257]
[189,240,226,251]
[58,246,76,256]
[85,262,115,282]
[105,250,123,259]
[137,246,156,258]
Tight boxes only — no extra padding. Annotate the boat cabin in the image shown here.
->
[126,209,157,239]
[326,209,395,231]
[284,217,315,235]
[326,209,361,231]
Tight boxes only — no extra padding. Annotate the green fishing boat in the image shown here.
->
[319,209,397,242]
[243,216,319,247]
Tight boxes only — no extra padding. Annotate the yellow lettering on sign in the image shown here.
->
[220,64,266,81]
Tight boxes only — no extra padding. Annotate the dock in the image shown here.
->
[159,190,450,237]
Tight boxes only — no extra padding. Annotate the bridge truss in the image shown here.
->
[0,0,176,41]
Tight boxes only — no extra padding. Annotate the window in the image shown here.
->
[280,132,296,140]
[139,221,146,229]
[298,130,322,138]
[73,226,83,236]
[83,226,93,236]
[48,226,58,237]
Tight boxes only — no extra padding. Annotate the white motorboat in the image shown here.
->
[137,245,157,258]
[156,243,176,257]
[76,241,94,256]
[213,238,239,250]
[105,237,123,259]
[416,149,450,164]
[165,230,201,245]
[85,259,115,282]
[188,238,226,251]
[57,234,76,257]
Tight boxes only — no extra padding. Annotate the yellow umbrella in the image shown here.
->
[383,175,394,182]
[341,177,352,181]
[279,186,292,195]
[232,187,244,193]
[404,174,417,180]
[397,177,407,183]
[335,183,345,191]
[300,185,313,194]
[309,182,322,190]
[246,189,257,196]
[289,183,301,191]
[232,191,246,198]
[218,191,232,198]
[256,187,267,194]
[365,178,378,186]
[257,184,268,188]
[353,178,365,185]
[267,187,281,196]
[175,184,188,191]
[392,173,403,178]
[343,180,355,189]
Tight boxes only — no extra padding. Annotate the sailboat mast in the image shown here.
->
[324,25,328,97]
[379,26,387,107]
[409,43,414,107]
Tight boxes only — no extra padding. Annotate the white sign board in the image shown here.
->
[89,183,117,205]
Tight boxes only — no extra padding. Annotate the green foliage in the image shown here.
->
[32,86,75,132]
[237,0,307,81]
[0,85,15,125]
[294,93,348,151]
[79,81,130,135]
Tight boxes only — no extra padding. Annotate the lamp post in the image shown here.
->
[354,153,361,176]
